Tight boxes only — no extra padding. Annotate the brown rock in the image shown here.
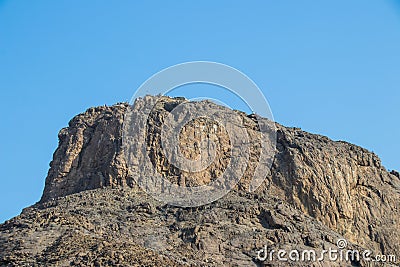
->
[0,95,399,266]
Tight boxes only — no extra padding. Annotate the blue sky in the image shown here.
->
[0,1,399,223]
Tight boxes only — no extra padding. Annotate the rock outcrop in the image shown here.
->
[1,96,399,266]
[41,103,130,201]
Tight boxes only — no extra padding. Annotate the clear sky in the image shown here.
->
[1,1,399,223]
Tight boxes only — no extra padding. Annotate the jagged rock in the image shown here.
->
[390,170,399,178]
[41,103,130,202]
[1,96,399,266]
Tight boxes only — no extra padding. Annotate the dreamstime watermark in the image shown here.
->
[122,61,277,207]
[256,238,397,263]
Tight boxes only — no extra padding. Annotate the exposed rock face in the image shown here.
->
[267,128,400,256]
[41,103,130,202]
[0,188,368,266]
[1,96,399,266]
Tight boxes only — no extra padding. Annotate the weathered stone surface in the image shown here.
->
[0,188,375,266]
[41,103,130,202]
[264,127,400,257]
[1,95,399,266]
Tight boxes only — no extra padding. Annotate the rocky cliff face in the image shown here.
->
[41,103,130,201]
[1,96,399,266]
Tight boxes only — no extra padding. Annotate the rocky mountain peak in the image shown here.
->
[1,95,399,266]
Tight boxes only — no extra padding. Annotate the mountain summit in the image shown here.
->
[1,96,399,266]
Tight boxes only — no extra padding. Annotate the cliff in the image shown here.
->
[0,96,399,266]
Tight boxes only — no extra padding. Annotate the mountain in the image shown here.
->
[1,96,399,266]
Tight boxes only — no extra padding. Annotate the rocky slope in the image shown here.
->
[1,96,399,266]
